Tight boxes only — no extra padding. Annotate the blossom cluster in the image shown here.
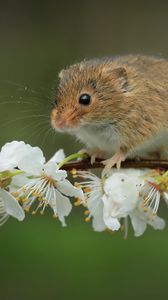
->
[73,169,166,237]
[0,141,167,238]
[0,141,83,227]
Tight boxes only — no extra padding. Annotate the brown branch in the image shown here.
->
[61,158,168,171]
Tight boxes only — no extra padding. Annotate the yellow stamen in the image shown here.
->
[74,198,81,206]
[152,212,156,221]
[22,198,29,203]
[84,210,90,215]
[70,168,77,175]
[11,191,19,197]
[53,213,58,219]
[84,187,92,193]
[24,206,30,212]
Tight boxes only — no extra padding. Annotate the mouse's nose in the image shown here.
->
[51,108,67,129]
[51,107,78,130]
[54,117,68,129]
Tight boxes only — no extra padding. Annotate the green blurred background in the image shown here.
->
[0,1,168,299]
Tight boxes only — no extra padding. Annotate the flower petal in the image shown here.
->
[129,212,147,237]
[49,149,65,163]
[107,168,147,185]
[43,161,58,176]
[163,192,168,206]
[104,215,120,231]
[92,201,106,232]
[102,194,121,231]
[57,179,83,198]
[148,216,166,230]
[53,170,67,181]
[54,190,72,226]
[0,141,26,171]
[43,161,67,181]
[11,173,29,188]
[104,173,139,201]
[103,173,139,216]
[0,189,25,221]
[0,141,45,174]
[18,146,45,175]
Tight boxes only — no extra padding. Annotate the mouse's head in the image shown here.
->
[51,59,128,132]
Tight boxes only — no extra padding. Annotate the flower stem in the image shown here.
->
[10,170,24,177]
[60,158,168,171]
[58,152,88,168]
[0,169,24,180]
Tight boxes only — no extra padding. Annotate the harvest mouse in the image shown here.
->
[51,55,168,171]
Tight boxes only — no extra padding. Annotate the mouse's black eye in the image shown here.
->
[79,93,91,105]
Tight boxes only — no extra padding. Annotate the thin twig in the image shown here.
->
[61,158,168,170]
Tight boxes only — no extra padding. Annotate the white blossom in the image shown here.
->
[75,169,145,233]
[13,159,82,226]
[76,168,165,237]
[75,171,106,232]
[102,171,143,231]
[0,141,45,173]
[0,141,83,226]
[0,139,166,236]
[0,188,25,226]
[129,201,165,237]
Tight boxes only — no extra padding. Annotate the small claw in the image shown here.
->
[78,149,104,164]
[90,154,96,165]
[78,149,90,160]
[91,150,105,164]
[102,151,126,174]
[78,149,90,156]
[102,164,112,177]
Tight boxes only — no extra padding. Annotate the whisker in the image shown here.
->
[0,96,15,99]
[0,114,50,128]
[20,124,50,142]
[40,127,53,148]
[48,127,57,145]
[0,100,40,106]
[2,80,28,89]
[2,81,43,95]
[1,80,51,103]
[51,128,58,145]
[0,95,47,106]
[0,81,54,142]
[27,122,51,143]
[17,119,50,136]
[50,127,59,146]
[19,109,50,115]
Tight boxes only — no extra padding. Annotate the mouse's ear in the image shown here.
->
[58,69,67,79]
[102,66,128,92]
[112,67,128,92]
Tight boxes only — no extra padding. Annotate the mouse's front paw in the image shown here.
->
[102,151,126,175]
[78,149,104,165]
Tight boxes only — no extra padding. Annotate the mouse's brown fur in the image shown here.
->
[51,55,168,166]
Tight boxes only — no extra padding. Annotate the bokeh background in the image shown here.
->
[0,1,168,299]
